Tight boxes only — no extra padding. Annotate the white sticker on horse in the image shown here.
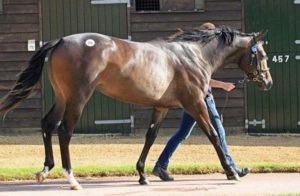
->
[85,39,95,47]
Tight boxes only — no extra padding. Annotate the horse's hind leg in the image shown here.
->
[36,99,65,183]
[57,94,93,190]
[185,100,239,180]
[136,107,168,185]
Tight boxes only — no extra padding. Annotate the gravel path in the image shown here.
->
[0,173,300,196]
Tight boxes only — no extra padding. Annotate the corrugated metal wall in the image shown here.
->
[245,0,300,133]
[41,0,131,134]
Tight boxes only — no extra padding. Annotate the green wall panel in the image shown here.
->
[244,0,300,133]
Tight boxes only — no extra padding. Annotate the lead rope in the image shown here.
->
[220,91,229,123]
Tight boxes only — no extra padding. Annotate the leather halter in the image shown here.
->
[247,37,269,82]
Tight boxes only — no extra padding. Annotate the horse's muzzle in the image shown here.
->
[260,79,273,91]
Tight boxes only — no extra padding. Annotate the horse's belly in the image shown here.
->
[96,78,178,107]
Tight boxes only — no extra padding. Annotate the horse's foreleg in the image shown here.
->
[136,107,168,185]
[202,122,239,180]
[58,98,89,190]
[36,101,65,183]
[186,101,239,180]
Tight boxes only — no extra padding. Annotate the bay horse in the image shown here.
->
[0,26,272,190]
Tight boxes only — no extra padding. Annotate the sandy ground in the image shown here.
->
[0,173,300,196]
[0,134,300,168]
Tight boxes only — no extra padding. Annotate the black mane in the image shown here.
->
[166,26,254,46]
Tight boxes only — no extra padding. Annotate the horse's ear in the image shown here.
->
[255,30,268,41]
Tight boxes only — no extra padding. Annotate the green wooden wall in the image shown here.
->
[41,0,131,134]
[244,0,300,133]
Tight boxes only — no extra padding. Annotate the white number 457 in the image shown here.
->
[272,55,289,63]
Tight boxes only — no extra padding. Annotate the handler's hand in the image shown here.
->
[222,82,235,91]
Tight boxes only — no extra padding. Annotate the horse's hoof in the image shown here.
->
[70,184,82,190]
[36,172,46,184]
[139,178,150,185]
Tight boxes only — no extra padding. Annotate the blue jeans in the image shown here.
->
[156,95,237,170]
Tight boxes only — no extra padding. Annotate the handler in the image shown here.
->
[152,23,250,181]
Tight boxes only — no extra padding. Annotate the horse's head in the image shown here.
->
[238,31,273,91]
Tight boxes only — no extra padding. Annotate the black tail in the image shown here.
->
[0,39,63,116]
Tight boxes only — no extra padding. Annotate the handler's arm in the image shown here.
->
[209,79,235,92]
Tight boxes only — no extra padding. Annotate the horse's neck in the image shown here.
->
[202,44,234,74]
[207,37,247,74]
